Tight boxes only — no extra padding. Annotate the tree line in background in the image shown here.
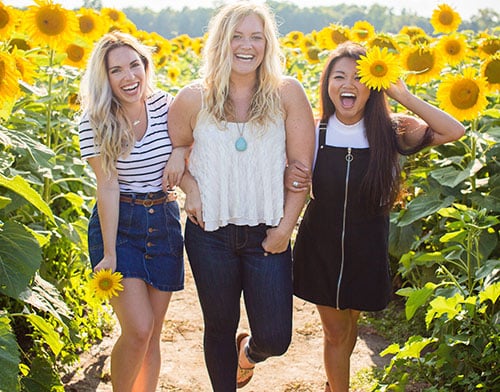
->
[80,0,500,38]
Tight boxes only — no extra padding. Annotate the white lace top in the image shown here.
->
[189,110,287,231]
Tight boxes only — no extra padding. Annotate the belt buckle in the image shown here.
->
[143,198,154,207]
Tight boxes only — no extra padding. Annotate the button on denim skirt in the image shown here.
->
[88,197,184,292]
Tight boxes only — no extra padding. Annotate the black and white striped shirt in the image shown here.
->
[79,90,174,193]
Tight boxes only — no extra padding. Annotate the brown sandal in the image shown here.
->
[236,332,255,388]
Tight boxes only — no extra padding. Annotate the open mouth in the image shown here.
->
[340,92,356,108]
[122,82,139,93]
[235,54,255,61]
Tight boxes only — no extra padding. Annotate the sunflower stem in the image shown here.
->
[43,48,56,204]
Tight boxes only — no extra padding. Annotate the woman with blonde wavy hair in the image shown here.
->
[167,2,315,390]
[78,31,185,391]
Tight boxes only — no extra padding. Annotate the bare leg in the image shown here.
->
[109,278,170,392]
[132,286,172,392]
[317,305,360,392]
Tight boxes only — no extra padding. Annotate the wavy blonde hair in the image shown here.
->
[79,31,155,177]
[200,2,284,125]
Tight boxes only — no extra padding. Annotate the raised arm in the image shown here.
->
[87,156,120,272]
[263,77,315,253]
[386,79,465,149]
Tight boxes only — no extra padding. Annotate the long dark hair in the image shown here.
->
[319,41,400,214]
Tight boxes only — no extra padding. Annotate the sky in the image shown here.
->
[6,0,499,19]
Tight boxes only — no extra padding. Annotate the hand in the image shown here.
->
[262,226,290,254]
[385,79,410,103]
[184,184,204,229]
[93,255,117,273]
[285,160,311,193]
[162,147,189,191]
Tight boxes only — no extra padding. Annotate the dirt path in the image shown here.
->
[63,259,390,392]
[63,200,390,391]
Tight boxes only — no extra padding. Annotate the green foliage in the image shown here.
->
[377,105,500,390]
[0,50,113,390]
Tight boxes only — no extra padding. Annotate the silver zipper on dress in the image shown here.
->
[336,147,353,309]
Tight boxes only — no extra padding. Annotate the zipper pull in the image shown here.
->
[345,147,353,162]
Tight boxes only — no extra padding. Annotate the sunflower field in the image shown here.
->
[0,0,498,390]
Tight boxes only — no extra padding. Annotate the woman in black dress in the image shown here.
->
[288,42,465,391]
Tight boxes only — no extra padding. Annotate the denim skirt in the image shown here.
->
[88,191,184,292]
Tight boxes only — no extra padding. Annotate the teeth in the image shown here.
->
[122,82,139,92]
[341,93,356,98]
[236,54,253,60]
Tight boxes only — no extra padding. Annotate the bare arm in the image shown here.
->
[167,83,204,228]
[263,77,315,253]
[87,156,120,272]
[386,79,465,149]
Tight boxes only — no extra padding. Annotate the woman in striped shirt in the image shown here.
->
[78,31,185,392]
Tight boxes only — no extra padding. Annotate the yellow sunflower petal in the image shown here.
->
[357,46,402,91]
[90,269,124,301]
[430,4,462,34]
[481,54,500,92]
[23,0,79,52]
[436,67,489,122]
[400,45,443,85]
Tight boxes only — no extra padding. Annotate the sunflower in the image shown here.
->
[90,269,124,301]
[0,3,19,39]
[62,42,89,69]
[0,50,20,101]
[167,65,181,82]
[11,48,38,84]
[76,8,107,43]
[357,46,402,91]
[400,45,443,85]
[399,26,426,39]
[430,4,461,34]
[436,67,488,122]
[23,0,79,52]
[477,37,500,60]
[100,7,127,24]
[351,21,375,43]
[304,45,321,64]
[286,30,305,46]
[410,34,433,46]
[481,54,500,92]
[317,24,350,50]
[437,33,469,66]
[0,50,21,119]
[368,33,399,52]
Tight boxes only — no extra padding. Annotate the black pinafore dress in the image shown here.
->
[293,123,391,311]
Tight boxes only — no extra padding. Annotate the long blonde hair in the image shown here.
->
[79,31,155,177]
[200,2,284,125]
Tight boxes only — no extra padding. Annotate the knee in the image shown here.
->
[322,321,355,347]
[123,318,155,347]
[251,331,291,359]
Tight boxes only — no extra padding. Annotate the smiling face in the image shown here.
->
[328,56,371,125]
[106,45,146,108]
[230,13,266,77]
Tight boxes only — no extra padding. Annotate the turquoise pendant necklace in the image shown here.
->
[235,122,247,152]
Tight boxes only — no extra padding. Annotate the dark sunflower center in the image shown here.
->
[450,79,479,110]
[371,61,388,77]
[0,8,9,29]
[98,278,112,290]
[67,44,84,62]
[484,60,500,84]
[407,50,434,73]
[36,7,66,36]
[439,11,454,26]
[79,15,95,34]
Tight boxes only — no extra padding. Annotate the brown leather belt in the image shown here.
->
[119,192,177,206]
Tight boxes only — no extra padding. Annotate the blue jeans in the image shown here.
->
[185,221,293,392]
